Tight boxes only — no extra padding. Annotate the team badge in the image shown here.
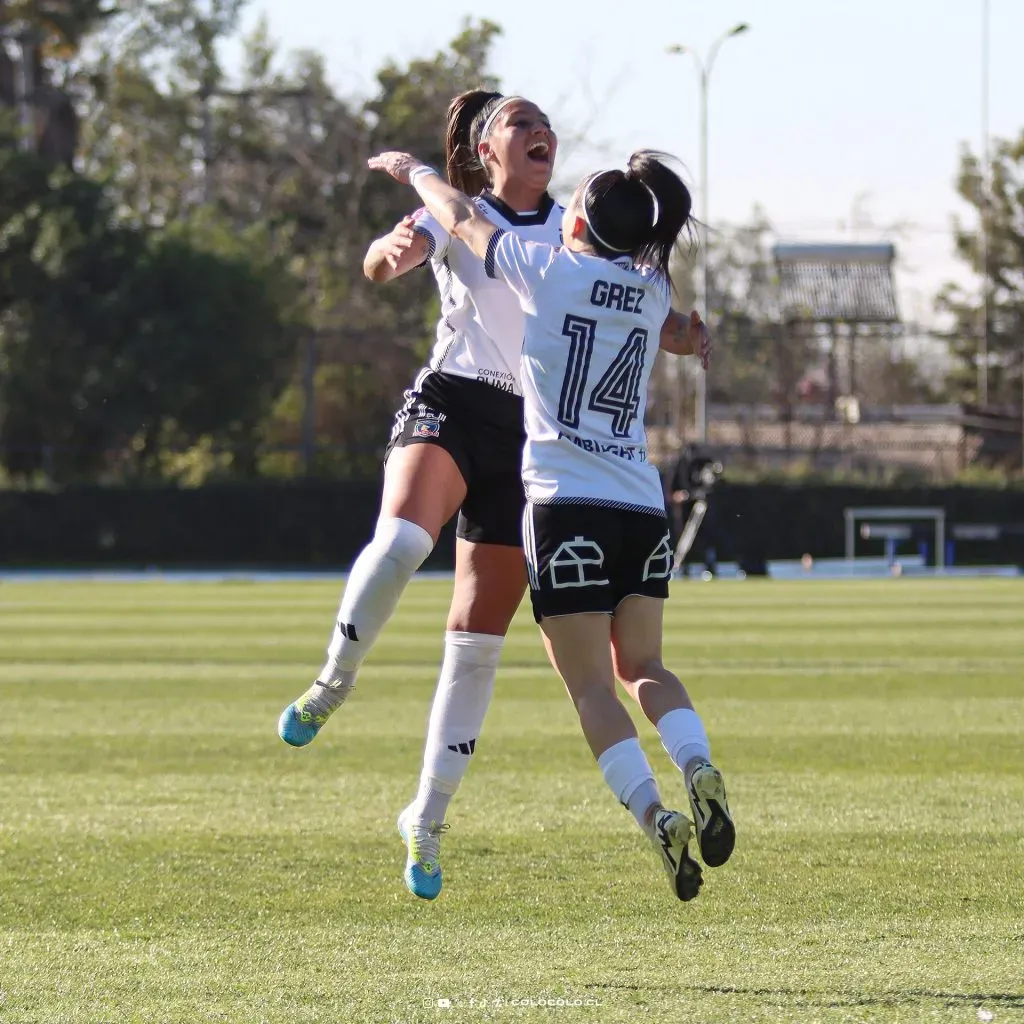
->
[413,417,441,438]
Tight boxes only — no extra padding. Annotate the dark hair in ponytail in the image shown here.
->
[444,89,505,195]
[580,150,693,279]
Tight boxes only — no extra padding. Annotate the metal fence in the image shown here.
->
[647,403,1023,481]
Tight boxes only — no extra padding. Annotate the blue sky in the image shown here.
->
[231,0,1024,329]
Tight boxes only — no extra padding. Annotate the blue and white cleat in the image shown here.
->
[277,683,337,747]
[397,808,449,901]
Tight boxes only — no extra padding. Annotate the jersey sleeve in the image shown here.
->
[410,207,451,263]
[484,229,557,301]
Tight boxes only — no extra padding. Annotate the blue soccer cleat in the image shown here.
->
[277,683,338,747]
[397,808,450,901]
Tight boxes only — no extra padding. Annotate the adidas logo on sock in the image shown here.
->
[447,739,476,755]
[338,621,359,641]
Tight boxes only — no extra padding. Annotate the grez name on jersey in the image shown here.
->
[590,279,644,315]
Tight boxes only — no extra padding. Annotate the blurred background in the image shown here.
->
[1,0,1022,570]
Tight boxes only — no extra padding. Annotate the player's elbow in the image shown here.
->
[363,251,393,283]
[445,198,476,238]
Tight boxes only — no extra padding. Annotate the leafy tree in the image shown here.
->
[0,147,295,482]
[937,134,1024,408]
[2,6,513,481]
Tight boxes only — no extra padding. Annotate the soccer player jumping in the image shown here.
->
[369,147,735,901]
[278,92,564,901]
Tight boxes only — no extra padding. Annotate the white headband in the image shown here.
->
[580,167,660,250]
[580,170,631,253]
[479,96,525,140]
[639,179,660,227]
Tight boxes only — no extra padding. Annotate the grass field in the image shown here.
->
[1,577,1023,1024]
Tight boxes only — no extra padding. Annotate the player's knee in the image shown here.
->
[570,677,618,713]
[446,584,520,635]
[372,516,435,573]
[613,651,664,686]
[447,607,514,635]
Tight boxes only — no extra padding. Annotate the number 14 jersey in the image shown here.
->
[485,231,671,513]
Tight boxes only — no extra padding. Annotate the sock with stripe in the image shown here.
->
[316,516,434,694]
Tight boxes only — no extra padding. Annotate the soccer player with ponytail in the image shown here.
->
[277,91,564,901]
[369,147,732,902]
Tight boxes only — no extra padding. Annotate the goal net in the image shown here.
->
[844,506,946,568]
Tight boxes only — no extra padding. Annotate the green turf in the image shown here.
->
[1,577,1022,1023]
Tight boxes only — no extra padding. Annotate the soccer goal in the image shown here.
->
[844,507,946,569]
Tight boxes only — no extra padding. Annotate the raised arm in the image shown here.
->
[660,309,711,370]
[368,152,498,262]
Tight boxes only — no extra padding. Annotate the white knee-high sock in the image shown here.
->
[317,516,434,688]
[657,708,711,781]
[407,631,503,826]
[597,738,661,830]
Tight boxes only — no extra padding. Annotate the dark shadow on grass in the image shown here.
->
[585,982,1024,1009]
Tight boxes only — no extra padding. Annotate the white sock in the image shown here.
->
[657,708,711,780]
[317,517,434,685]
[625,778,662,831]
[407,631,503,826]
[597,738,660,829]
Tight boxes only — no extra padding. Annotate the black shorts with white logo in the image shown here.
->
[522,501,673,622]
[386,371,526,546]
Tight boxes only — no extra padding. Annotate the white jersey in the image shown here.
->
[412,192,564,397]
[485,231,671,513]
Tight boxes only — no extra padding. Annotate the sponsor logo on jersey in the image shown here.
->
[556,430,647,462]
[476,368,518,393]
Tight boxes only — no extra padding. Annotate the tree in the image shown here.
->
[0,147,296,482]
[704,210,780,407]
[937,134,1024,408]
[255,19,506,476]
[2,7,512,481]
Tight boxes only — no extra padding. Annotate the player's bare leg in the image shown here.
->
[540,612,702,901]
[613,596,735,868]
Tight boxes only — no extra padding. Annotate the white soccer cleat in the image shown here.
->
[687,761,736,868]
[649,807,703,901]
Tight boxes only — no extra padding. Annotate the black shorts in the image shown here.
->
[386,371,526,546]
[522,501,673,622]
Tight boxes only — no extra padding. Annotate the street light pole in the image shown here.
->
[668,23,749,444]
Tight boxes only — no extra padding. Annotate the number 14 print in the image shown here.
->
[557,314,647,438]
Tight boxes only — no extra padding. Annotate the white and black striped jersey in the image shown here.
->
[411,192,563,397]
[485,231,671,513]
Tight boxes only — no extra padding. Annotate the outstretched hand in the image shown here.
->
[367,151,423,184]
